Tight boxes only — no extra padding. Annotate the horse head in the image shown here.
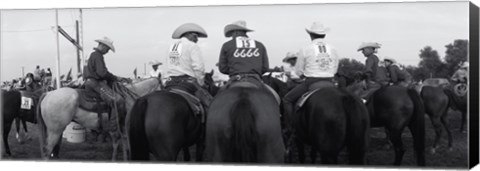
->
[203,69,219,96]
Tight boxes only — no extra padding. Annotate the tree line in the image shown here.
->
[338,39,468,82]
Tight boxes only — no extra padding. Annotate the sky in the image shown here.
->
[0,1,470,82]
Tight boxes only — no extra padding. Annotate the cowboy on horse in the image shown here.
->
[83,37,130,132]
[282,52,303,90]
[282,21,340,123]
[357,42,383,101]
[384,57,412,87]
[164,23,213,110]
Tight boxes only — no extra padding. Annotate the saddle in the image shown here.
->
[76,89,110,114]
[169,88,205,123]
[296,81,336,109]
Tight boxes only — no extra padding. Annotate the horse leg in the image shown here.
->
[14,118,25,144]
[384,129,392,149]
[110,131,122,161]
[388,129,405,165]
[441,115,453,151]
[51,135,62,158]
[183,147,191,161]
[44,131,63,159]
[297,138,306,163]
[196,140,205,162]
[460,111,467,133]
[429,118,443,154]
[320,153,338,164]
[2,121,13,157]
[310,147,317,164]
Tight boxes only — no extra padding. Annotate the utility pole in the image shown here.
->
[79,9,85,75]
[76,20,81,77]
[22,67,25,77]
[55,10,61,89]
[144,63,146,76]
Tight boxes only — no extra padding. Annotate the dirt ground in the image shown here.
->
[1,109,468,169]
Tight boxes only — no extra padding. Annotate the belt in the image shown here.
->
[230,73,260,80]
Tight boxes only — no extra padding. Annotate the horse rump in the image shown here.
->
[36,93,47,158]
[341,90,369,165]
[127,97,150,161]
[228,90,259,163]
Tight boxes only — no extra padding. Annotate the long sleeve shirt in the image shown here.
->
[83,50,116,81]
[165,37,205,85]
[218,36,269,76]
[295,38,339,78]
[364,54,379,81]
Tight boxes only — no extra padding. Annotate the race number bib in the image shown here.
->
[21,97,33,110]
[168,42,183,66]
[313,43,336,71]
[234,37,260,58]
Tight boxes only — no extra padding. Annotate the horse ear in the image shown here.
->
[268,72,273,77]
[210,69,214,75]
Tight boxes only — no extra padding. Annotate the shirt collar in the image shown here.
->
[312,38,325,44]
[180,37,194,43]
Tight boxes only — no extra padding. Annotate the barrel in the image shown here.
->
[63,122,86,143]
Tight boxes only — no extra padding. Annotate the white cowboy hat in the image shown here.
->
[305,22,330,35]
[282,52,298,62]
[461,62,469,68]
[357,42,381,51]
[149,60,162,66]
[172,23,208,39]
[384,57,396,63]
[224,20,254,37]
[95,37,116,52]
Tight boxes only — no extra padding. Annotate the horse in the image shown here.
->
[127,71,217,161]
[36,77,162,160]
[262,75,369,164]
[348,80,426,166]
[412,85,452,154]
[204,78,285,163]
[444,85,467,133]
[2,73,51,157]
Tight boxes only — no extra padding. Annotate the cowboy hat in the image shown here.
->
[461,62,469,68]
[149,60,162,66]
[224,20,254,37]
[95,37,116,52]
[357,42,381,51]
[172,23,208,39]
[282,52,298,62]
[306,22,330,35]
[384,57,396,63]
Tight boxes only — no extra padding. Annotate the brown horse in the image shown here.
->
[262,75,369,164]
[205,86,285,163]
[127,72,217,161]
[349,81,426,166]
[416,86,452,154]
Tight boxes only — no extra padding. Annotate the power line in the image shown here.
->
[1,25,74,33]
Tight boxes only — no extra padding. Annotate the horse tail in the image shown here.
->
[127,97,149,160]
[36,93,47,158]
[229,90,258,162]
[341,90,369,165]
[407,88,426,166]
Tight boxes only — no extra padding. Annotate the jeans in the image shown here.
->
[84,78,126,132]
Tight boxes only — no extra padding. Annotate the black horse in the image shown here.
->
[127,72,217,161]
[348,79,425,166]
[262,76,370,164]
[2,73,46,157]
